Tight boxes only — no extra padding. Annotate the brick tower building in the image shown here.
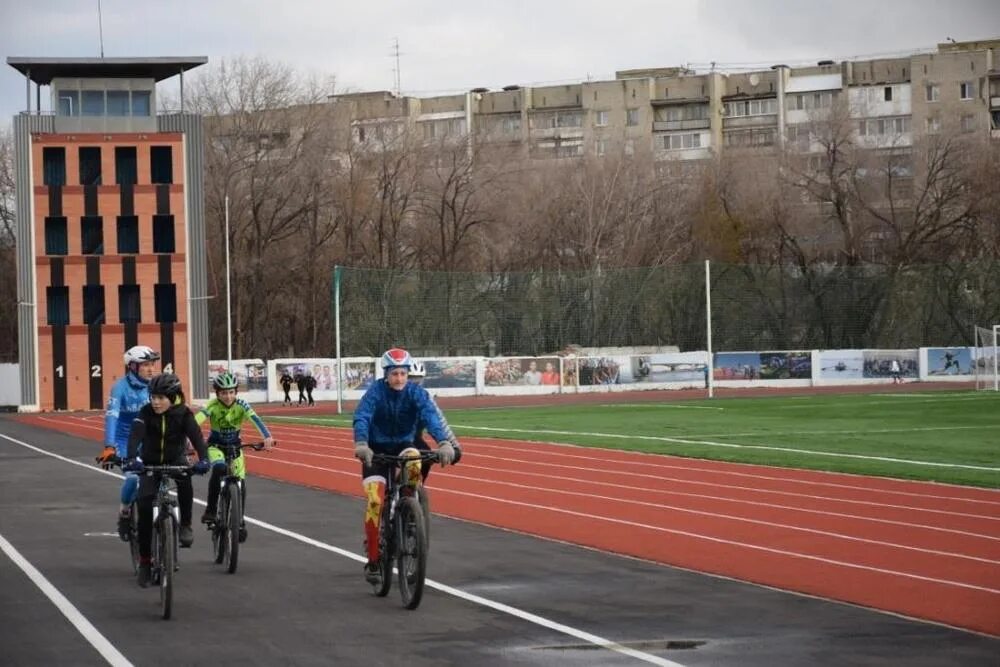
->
[8,57,210,411]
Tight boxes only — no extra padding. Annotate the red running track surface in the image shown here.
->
[21,412,1000,636]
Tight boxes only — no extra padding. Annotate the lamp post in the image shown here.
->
[224,195,233,371]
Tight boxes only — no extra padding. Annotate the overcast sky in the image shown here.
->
[2,0,998,124]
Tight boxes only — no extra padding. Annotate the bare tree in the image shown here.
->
[0,129,17,361]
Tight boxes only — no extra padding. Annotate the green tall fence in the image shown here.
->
[334,262,1000,357]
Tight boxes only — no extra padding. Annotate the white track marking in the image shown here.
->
[0,432,683,667]
[0,533,133,667]
[270,415,1000,472]
[259,431,1000,521]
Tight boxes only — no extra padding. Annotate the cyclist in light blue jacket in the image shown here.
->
[95,345,159,540]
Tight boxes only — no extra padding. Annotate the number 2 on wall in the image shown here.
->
[91,365,102,377]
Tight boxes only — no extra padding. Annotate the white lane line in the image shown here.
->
[0,533,133,667]
[251,456,1000,595]
[266,422,1000,506]
[269,415,1000,472]
[0,432,684,667]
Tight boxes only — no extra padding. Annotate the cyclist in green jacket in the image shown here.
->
[194,372,275,542]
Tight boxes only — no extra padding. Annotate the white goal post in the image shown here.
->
[974,325,999,391]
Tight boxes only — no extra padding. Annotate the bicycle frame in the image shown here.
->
[210,441,267,574]
[371,450,439,610]
[140,465,191,621]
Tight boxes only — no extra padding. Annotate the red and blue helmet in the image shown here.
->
[380,347,413,374]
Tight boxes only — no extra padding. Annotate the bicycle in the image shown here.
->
[369,451,439,610]
[206,441,272,574]
[138,464,192,621]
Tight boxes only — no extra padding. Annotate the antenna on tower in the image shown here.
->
[391,37,401,96]
[98,0,105,57]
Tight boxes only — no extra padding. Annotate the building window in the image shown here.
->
[82,285,106,325]
[44,217,68,255]
[81,216,104,255]
[46,286,70,326]
[960,82,974,100]
[57,90,79,116]
[150,146,173,184]
[81,90,104,116]
[501,115,520,133]
[153,215,176,253]
[595,110,608,127]
[43,147,66,186]
[132,91,151,116]
[960,115,976,132]
[115,147,137,185]
[662,133,702,150]
[106,91,130,116]
[626,109,639,126]
[926,117,941,134]
[79,147,102,186]
[925,84,939,102]
[154,284,177,323]
[117,216,139,254]
[118,285,141,324]
[884,86,893,102]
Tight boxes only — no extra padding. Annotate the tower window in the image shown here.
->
[118,285,141,323]
[117,216,139,254]
[81,216,104,255]
[154,284,177,323]
[153,215,176,253]
[79,147,102,186]
[46,286,70,326]
[115,147,137,185]
[150,146,173,184]
[45,217,68,255]
[43,147,66,186]
[83,285,106,325]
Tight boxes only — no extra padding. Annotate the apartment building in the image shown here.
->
[7,57,210,411]
[331,38,999,165]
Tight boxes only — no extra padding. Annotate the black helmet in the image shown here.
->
[148,373,183,399]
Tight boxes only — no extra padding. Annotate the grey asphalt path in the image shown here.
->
[1,415,997,667]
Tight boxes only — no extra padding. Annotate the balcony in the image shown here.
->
[991,96,1000,108]
[653,119,710,132]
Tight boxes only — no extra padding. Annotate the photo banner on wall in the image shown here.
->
[274,359,342,402]
[621,353,707,384]
[758,352,811,380]
[485,357,562,387]
[863,350,917,379]
[423,359,477,389]
[713,352,761,380]
[817,350,863,379]
[927,347,973,376]
[208,359,267,402]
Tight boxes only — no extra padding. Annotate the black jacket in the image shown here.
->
[280,373,293,389]
[126,403,208,465]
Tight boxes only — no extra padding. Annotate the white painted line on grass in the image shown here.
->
[0,532,133,667]
[0,432,684,667]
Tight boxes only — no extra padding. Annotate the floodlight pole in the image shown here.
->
[705,259,714,399]
[224,195,232,371]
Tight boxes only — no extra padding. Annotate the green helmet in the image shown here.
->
[213,372,238,391]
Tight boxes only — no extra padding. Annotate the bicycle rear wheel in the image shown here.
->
[396,496,427,610]
[224,483,241,574]
[213,488,228,565]
[373,503,393,597]
[159,517,175,620]
[127,504,140,573]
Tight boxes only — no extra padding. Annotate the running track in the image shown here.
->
[20,412,1000,637]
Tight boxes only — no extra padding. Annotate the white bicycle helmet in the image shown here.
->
[409,361,426,378]
[124,345,160,366]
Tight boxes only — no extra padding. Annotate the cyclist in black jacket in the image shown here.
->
[124,373,210,587]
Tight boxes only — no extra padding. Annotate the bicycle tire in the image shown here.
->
[396,496,427,610]
[225,483,241,574]
[160,516,175,620]
[373,502,393,597]
[127,504,140,574]
[213,487,228,565]
[417,486,431,552]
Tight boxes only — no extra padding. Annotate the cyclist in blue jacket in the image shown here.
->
[353,348,456,584]
[95,345,159,540]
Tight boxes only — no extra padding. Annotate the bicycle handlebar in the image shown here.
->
[213,441,276,452]
[140,465,194,476]
[372,451,440,464]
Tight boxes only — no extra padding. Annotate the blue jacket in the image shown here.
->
[105,372,150,456]
[353,379,449,450]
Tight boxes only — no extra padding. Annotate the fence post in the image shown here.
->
[705,260,714,399]
[334,265,342,415]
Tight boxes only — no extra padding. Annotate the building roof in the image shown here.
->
[6,57,208,84]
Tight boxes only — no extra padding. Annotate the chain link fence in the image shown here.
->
[336,261,1000,357]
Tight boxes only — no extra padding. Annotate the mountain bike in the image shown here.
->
[370,451,439,610]
[141,465,192,621]
[206,441,271,574]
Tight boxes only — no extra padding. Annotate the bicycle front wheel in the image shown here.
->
[396,496,427,610]
[224,484,241,574]
[159,516,175,620]
[212,490,227,565]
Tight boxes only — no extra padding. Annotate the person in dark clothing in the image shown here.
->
[305,373,317,406]
[295,372,306,405]
[123,373,210,587]
[279,371,293,405]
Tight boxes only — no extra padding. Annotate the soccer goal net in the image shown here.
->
[974,325,999,391]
